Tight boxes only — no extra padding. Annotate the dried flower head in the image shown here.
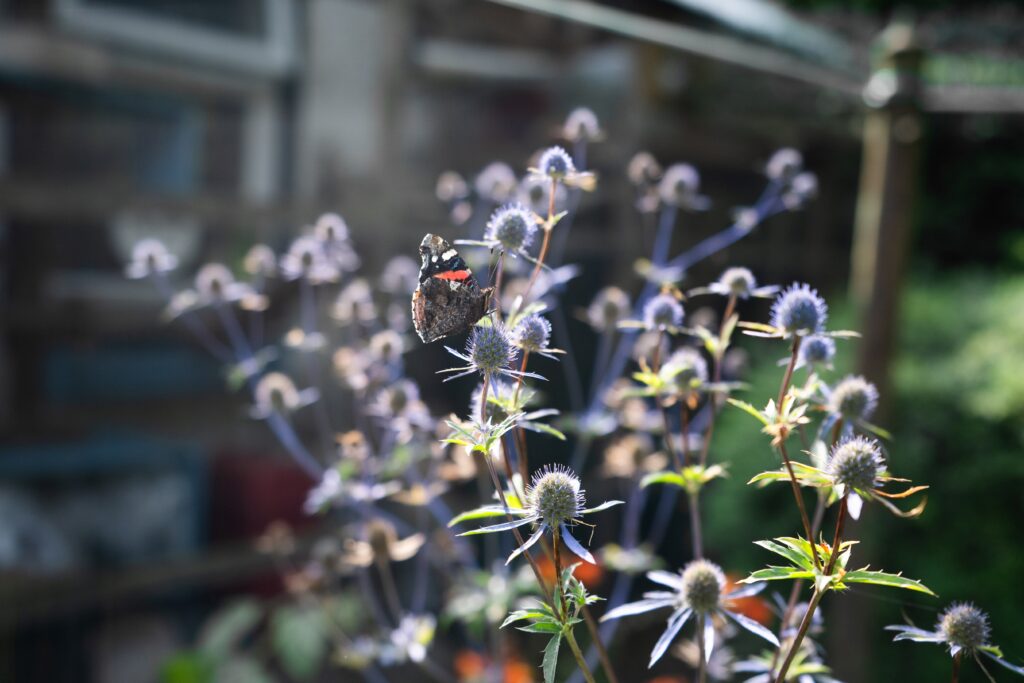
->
[643,293,685,331]
[126,238,178,279]
[587,287,631,332]
[485,204,537,253]
[827,436,885,494]
[828,375,879,422]
[771,283,828,335]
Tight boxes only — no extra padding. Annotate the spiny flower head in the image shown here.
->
[126,238,178,279]
[658,163,704,207]
[485,204,537,253]
[252,372,318,418]
[537,146,575,179]
[527,465,585,527]
[244,244,277,277]
[681,559,725,614]
[475,162,517,202]
[938,603,991,651]
[827,436,885,493]
[587,287,631,332]
[563,107,601,142]
[643,293,684,331]
[468,323,517,377]
[771,283,827,335]
[369,329,405,364]
[717,267,757,298]
[627,151,661,186]
[799,334,836,369]
[518,175,566,215]
[660,347,709,392]
[314,212,350,242]
[195,263,235,301]
[513,314,551,354]
[829,375,879,421]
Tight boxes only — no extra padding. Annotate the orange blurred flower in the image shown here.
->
[537,551,604,588]
[455,650,535,683]
[725,573,772,625]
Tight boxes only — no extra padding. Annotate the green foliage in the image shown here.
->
[640,464,728,495]
[271,605,328,681]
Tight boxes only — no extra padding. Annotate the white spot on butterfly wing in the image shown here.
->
[431,255,438,262]
[441,249,458,261]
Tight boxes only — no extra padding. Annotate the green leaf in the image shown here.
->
[531,422,567,440]
[271,605,327,681]
[517,622,563,634]
[640,471,687,490]
[542,634,562,683]
[753,538,813,571]
[448,505,514,527]
[743,566,815,582]
[501,610,549,628]
[727,398,770,425]
[197,599,263,660]
[161,654,213,683]
[843,569,936,596]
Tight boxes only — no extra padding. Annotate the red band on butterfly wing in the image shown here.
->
[432,270,472,281]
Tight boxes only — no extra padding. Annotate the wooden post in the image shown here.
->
[850,20,923,411]
[835,20,924,683]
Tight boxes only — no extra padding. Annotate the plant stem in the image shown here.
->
[699,294,736,467]
[777,335,803,408]
[824,495,849,576]
[778,440,820,571]
[774,587,824,683]
[689,492,704,559]
[697,613,708,683]
[565,629,598,683]
[376,558,404,624]
[951,652,962,683]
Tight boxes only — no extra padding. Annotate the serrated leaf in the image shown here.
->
[198,599,263,660]
[271,605,327,681]
[727,398,770,425]
[542,635,562,683]
[501,610,548,628]
[753,538,813,570]
[517,622,563,634]
[843,569,936,596]
[448,505,515,527]
[743,566,814,582]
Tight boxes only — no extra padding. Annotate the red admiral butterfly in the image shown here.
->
[411,234,492,343]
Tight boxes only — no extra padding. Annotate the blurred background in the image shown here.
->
[0,0,1021,682]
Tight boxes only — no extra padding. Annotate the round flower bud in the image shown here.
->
[468,324,516,376]
[827,436,885,493]
[255,372,301,414]
[244,244,277,277]
[681,559,725,614]
[828,375,879,421]
[587,287,631,332]
[939,603,990,651]
[771,283,828,335]
[315,212,349,243]
[195,263,234,301]
[766,148,803,181]
[369,330,404,364]
[800,334,836,369]
[661,347,709,392]
[486,204,537,252]
[628,151,661,186]
[513,314,551,353]
[659,163,702,207]
[643,293,684,331]
[717,267,757,298]
[528,465,585,527]
[475,162,517,202]
[537,146,575,179]
[562,107,601,142]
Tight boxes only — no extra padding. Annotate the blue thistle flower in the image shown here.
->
[562,107,602,142]
[828,374,879,422]
[766,148,803,181]
[643,293,684,331]
[798,334,836,370]
[439,323,544,383]
[770,283,828,336]
[537,146,575,179]
[512,314,555,357]
[658,163,710,210]
[485,204,537,254]
[827,436,885,495]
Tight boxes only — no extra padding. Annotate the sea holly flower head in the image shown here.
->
[475,161,517,203]
[712,267,775,299]
[537,146,575,179]
[766,148,803,182]
[562,107,602,143]
[280,235,339,283]
[827,436,886,497]
[251,372,319,419]
[513,314,562,360]
[517,175,567,215]
[453,465,622,566]
[643,293,685,331]
[658,163,710,210]
[126,238,178,279]
[771,283,828,336]
[887,603,1024,677]
[586,286,631,332]
[440,323,544,383]
[243,244,277,278]
[602,561,777,667]
[797,334,836,370]
[485,203,539,254]
[827,375,879,422]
